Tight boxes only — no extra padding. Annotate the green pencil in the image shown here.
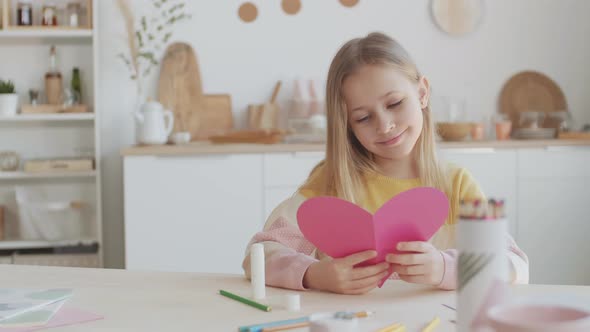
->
[219,289,272,312]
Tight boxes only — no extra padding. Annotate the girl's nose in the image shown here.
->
[376,111,396,134]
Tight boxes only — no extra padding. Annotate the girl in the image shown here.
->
[243,32,529,295]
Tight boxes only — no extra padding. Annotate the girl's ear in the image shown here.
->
[418,76,430,109]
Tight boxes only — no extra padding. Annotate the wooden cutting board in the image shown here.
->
[499,71,567,128]
[158,42,233,140]
[431,0,484,36]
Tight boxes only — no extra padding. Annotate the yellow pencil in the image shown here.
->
[376,323,405,332]
[421,316,440,332]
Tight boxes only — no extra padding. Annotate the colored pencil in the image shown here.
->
[421,316,440,332]
[218,289,271,312]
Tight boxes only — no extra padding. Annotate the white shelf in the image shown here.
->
[0,239,98,250]
[0,113,95,122]
[0,171,96,180]
[0,29,93,39]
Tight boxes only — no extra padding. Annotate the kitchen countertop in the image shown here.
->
[121,139,590,156]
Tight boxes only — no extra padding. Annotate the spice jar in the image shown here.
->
[42,2,58,26]
[66,2,81,27]
[17,0,33,26]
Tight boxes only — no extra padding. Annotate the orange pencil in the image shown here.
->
[261,321,309,331]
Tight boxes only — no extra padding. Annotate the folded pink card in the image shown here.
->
[297,187,449,286]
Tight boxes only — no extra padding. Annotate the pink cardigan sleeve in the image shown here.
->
[242,194,319,290]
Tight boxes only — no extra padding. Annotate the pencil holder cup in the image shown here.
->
[457,218,509,332]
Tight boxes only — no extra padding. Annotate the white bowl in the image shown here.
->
[171,132,191,145]
[488,303,590,332]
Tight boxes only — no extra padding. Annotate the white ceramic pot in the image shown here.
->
[135,100,174,145]
[0,94,19,116]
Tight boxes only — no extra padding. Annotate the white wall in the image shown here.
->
[98,0,590,268]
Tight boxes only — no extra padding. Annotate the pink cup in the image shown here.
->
[488,303,590,332]
[495,121,512,140]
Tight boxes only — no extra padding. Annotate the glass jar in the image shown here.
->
[66,2,81,27]
[17,0,33,26]
[42,2,58,26]
[518,111,544,129]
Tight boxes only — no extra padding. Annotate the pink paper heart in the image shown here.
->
[297,187,449,287]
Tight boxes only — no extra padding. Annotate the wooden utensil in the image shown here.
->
[499,71,567,129]
[248,81,282,130]
[158,42,233,140]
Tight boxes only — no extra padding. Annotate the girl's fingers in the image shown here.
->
[351,262,390,280]
[386,253,428,265]
[346,270,388,290]
[396,241,433,253]
[397,274,427,284]
[342,250,378,266]
[392,264,426,276]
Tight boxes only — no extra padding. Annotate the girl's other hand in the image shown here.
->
[303,250,390,295]
[386,241,444,286]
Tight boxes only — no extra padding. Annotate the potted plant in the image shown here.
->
[0,80,18,116]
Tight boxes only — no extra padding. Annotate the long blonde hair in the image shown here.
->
[307,32,451,208]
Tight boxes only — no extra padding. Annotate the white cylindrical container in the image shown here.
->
[284,294,300,312]
[457,218,509,332]
[0,94,18,116]
[250,243,266,300]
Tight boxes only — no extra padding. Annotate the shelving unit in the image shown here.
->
[0,113,94,122]
[0,0,102,267]
[0,171,96,180]
[0,28,92,38]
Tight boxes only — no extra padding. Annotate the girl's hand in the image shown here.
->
[386,242,444,286]
[303,250,390,295]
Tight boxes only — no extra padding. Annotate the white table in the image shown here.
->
[0,265,588,331]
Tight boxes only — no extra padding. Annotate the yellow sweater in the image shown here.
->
[298,163,486,224]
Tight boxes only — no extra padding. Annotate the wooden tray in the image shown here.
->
[558,131,590,140]
[21,104,89,114]
[209,130,286,145]
[499,71,567,129]
[24,158,94,172]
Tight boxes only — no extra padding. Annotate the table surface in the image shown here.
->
[1,265,589,331]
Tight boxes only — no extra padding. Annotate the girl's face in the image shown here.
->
[342,64,429,162]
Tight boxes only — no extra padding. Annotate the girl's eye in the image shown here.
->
[387,100,403,109]
[356,115,370,123]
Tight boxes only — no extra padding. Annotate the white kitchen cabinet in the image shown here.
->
[122,146,590,285]
[124,154,264,274]
[439,149,518,237]
[517,148,590,285]
[262,152,324,220]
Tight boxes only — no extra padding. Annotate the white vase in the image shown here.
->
[0,94,19,116]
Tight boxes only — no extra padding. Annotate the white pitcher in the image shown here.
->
[135,100,174,145]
